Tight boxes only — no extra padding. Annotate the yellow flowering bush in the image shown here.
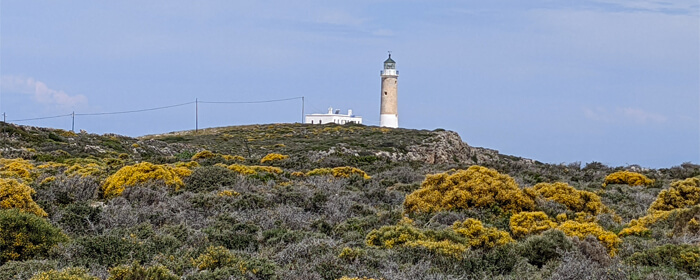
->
[222,164,283,176]
[364,217,511,257]
[40,176,56,186]
[101,162,192,198]
[603,171,654,187]
[332,167,371,179]
[337,277,384,280]
[509,211,557,238]
[404,239,468,259]
[306,167,371,179]
[403,166,535,214]
[452,218,514,249]
[0,158,37,183]
[618,210,677,237]
[365,218,426,249]
[191,150,217,160]
[175,161,200,169]
[64,163,103,177]
[107,262,178,280]
[192,245,239,271]
[556,220,621,256]
[365,217,468,258]
[306,168,332,177]
[260,153,289,164]
[290,171,306,177]
[218,190,240,197]
[29,267,98,280]
[222,155,245,162]
[36,162,69,170]
[0,178,47,217]
[649,177,700,211]
[526,182,608,216]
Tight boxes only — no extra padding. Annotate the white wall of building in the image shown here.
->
[305,107,362,125]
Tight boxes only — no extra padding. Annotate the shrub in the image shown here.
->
[221,155,245,162]
[64,163,103,178]
[306,167,371,180]
[365,218,426,249]
[191,150,217,161]
[260,153,289,164]
[0,178,47,217]
[331,167,371,179]
[192,246,277,279]
[403,166,535,214]
[517,229,573,267]
[58,202,101,236]
[525,182,608,216]
[628,244,700,277]
[603,171,654,187]
[108,262,179,280]
[0,158,37,183]
[649,177,700,211]
[204,215,259,251]
[0,260,57,280]
[184,165,238,193]
[0,209,67,264]
[509,211,557,238]
[29,267,99,280]
[618,210,673,237]
[175,161,200,169]
[365,218,468,258]
[337,277,383,280]
[221,164,283,176]
[556,220,621,256]
[101,162,192,198]
[452,218,514,249]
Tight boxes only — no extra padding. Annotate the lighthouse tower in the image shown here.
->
[380,54,399,128]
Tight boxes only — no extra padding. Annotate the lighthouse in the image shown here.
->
[380,53,399,128]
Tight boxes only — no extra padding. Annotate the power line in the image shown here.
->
[199,97,302,104]
[8,113,73,122]
[75,101,196,116]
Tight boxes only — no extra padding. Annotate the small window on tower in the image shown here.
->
[384,91,387,95]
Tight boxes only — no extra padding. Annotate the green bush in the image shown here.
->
[628,244,700,277]
[0,260,57,280]
[184,165,239,193]
[108,262,179,280]
[517,229,573,267]
[58,202,101,236]
[0,209,68,264]
[204,215,259,250]
[29,267,98,280]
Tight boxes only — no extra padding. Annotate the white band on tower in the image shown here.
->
[380,114,398,128]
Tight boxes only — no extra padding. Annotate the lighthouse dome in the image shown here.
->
[383,55,395,64]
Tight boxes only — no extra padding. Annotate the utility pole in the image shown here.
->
[71,111,75,132]
[195,98,199,133]
[301,96,305,123]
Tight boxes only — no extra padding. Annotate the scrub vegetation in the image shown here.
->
[0,122,698,279]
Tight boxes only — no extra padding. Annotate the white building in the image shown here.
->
[305,107,362,125]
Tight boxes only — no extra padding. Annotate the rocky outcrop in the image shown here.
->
[374,130,500,165]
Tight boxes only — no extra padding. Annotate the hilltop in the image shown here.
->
[0,122,699,280]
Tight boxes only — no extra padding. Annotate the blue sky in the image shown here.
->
[1,0,698,168]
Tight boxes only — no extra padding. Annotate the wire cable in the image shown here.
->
[75,101,195,116]
[199,97,302,104]
[9,113,73,122]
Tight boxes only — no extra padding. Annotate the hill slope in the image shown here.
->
[0,122,699,279]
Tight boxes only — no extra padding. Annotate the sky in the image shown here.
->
[0,0,698,168]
